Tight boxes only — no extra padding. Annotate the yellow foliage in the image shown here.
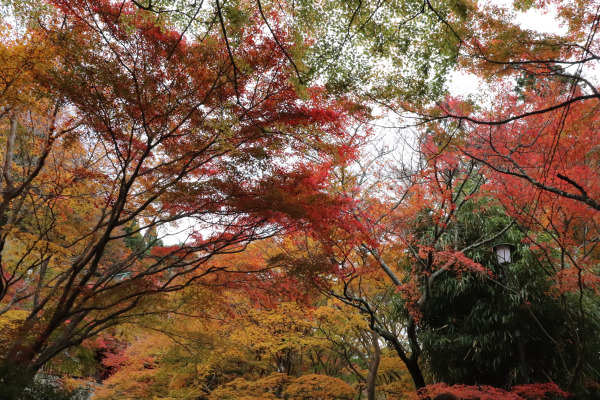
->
[208,375,285,399]
[283,374,356,400]
[230,302,324,356]
[0,309,28,329]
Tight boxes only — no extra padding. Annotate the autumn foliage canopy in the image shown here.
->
[0,0,600,399]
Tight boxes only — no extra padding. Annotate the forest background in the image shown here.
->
[0,0,599,399]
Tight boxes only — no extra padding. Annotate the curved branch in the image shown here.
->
[256,0,304,84]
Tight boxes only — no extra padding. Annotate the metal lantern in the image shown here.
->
[493,243,515,264]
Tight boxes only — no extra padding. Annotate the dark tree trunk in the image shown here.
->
[366,333,381,400]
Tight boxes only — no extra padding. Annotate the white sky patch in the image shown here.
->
[448,0,569,98]
[492,0,568,35]
[514,8,567,36]
[447,70,482,98]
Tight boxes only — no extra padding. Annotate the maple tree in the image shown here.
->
[0,0,364,394]
[418,0,600,216]
[323,153,494,391]
[313,298,415,400]
[130,0,460,91]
